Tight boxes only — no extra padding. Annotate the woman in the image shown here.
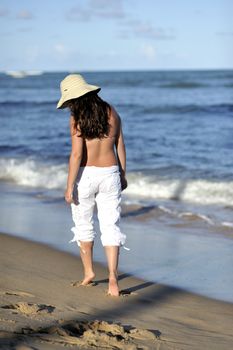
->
[57,74,127,296]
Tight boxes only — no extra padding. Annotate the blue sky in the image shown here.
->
[0,0,232,71]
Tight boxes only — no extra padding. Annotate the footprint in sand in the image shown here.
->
[70,280,98,287]
[0,317,16,323]
[0,290,35,297]
[1,302,55,315]
[15,346,37,350]
[31,320,161,349]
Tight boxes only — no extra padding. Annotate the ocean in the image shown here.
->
[0,70,233,303]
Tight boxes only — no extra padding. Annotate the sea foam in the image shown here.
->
[0,158,67,189]
[1,157,233,207]
[126,173,233,206]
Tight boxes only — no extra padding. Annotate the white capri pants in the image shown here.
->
[70,165,126,248]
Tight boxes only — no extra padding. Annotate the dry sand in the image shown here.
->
[0,233,233,350]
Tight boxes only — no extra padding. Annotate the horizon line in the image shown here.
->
[1,67,233,74]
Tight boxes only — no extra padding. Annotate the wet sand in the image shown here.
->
[0,233,233,350]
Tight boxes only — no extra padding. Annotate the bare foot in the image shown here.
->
[80,273,95,286]
[108,276,119,297]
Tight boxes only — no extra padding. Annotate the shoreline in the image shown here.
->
[1,232,233,350]
[1,180,233,304]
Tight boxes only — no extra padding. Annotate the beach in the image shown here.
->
[1,232,233,350]
[1,70,233,349]
[1,180,233,304]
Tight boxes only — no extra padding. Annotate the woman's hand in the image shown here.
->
[65,187,73,204]
[120,175,128,191]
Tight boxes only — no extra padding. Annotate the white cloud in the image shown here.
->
[53,44,77,63]
[54,44,67,54]
[66,0,175,42]
[67,0,125,21]
[140,43,156,60]
[122,19,175,40]
[16,10,34,20]
[89,0,124,18]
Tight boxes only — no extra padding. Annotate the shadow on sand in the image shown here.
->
[1,277,184,349]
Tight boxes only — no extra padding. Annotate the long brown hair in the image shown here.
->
[68,92,111,139]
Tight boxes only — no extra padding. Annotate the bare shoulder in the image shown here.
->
[110,105,120,119]
[69,114,75,126]
[107,105,121,139]
[109,105,121,126]
[69,115,81,137]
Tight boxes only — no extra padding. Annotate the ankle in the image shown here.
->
[84,270,95,278]
[109,271,118,280]
[108,277,119,296]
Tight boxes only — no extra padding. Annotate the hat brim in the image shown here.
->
[57,86,101,109]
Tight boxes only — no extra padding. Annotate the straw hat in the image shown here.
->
[57,74,101,109]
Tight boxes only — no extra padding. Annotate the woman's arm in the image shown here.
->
[65,116,83,203]
[115,114,127,191]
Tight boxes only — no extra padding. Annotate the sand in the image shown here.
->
[0,233,233,350]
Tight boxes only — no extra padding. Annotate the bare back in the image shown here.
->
[80,106,120,167]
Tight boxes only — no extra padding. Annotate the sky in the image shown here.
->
[0,0,232,71]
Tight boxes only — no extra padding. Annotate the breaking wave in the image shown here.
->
[1,158,233,206]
